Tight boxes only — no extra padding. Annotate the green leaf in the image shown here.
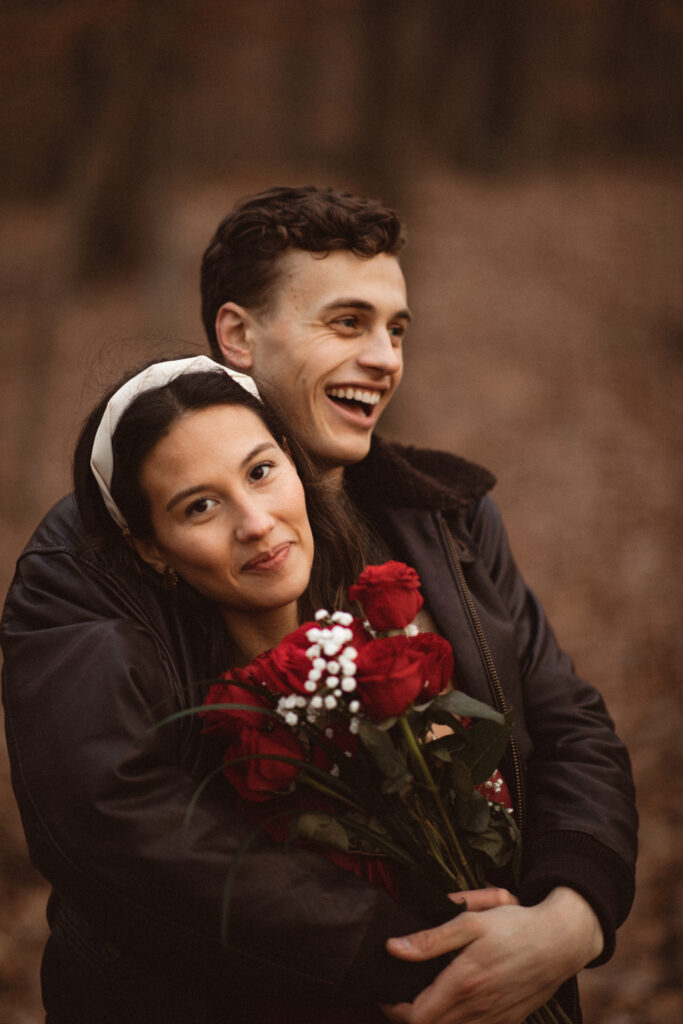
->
[465,803,522,871]
[454,787,491,834]
[423,730,468,761]
[290,813,351,852]
[466,826,508,861]
[461,718,512,784]
[429,690,506,725]
[445,758,491,833]
[358,720,413,792]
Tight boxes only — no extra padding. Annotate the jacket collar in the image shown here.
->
[344,435,496,513]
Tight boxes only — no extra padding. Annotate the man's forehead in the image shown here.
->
[272,248,408,311]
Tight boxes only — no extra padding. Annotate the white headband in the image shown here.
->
[90,355,260,529]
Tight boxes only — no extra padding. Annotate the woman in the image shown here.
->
[34,355,459,1024]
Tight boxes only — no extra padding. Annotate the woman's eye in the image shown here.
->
[249,461,273,483]
[185,497,218,517]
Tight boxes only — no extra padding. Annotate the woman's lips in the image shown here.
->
[242,542,292,573]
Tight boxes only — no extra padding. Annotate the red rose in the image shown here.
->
[354,636,427,720]
[222,723,305,802]
[354,633,454,721]
[348,561,424,631]
[200,675,273,736]
[405,633,454,700]
[251,623,318,696]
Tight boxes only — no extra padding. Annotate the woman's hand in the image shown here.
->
[379,887,603,1024]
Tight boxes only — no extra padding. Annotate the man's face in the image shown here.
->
[246,249,409,479]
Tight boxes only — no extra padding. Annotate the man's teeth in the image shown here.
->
[327,387,381,406]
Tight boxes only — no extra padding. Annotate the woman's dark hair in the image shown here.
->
[74,360,377,625]
[200,185,405,358]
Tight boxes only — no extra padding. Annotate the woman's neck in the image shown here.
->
[220,602,300,665]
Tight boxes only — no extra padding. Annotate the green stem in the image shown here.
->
[299,773,367,813]
[398,715,478,890]
[526,997,575,1024]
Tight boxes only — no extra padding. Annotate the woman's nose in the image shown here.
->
[233,500,275,543]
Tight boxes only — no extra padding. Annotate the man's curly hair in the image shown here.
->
[200,185,405,358]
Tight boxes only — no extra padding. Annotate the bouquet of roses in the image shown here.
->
[194,561,571,1024]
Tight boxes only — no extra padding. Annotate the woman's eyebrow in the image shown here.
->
[321,299,412,321]
[239,441,277,469]
[166,442,278,511]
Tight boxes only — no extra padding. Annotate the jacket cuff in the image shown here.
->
[518,831,635,966]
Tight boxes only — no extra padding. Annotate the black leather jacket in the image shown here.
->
[1,437,637,1022]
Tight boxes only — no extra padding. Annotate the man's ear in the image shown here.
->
[215,302,254,370]
[126,533,167,576]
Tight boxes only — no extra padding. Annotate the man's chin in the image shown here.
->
[310,436,373,479]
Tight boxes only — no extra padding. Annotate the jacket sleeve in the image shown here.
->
[1,541,451,1007]
[468,495,638,963]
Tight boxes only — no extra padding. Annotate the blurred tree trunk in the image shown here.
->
[68,1,186,283]
[422,0,527,172]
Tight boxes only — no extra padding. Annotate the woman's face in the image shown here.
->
[133,404,314,618]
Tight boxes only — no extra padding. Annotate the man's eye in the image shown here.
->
[335,316,358,330]
[389,324,406,340]
[186,497,218,517]
[249,462,273,482]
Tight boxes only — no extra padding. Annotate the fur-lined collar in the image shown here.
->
[344,435,496,512]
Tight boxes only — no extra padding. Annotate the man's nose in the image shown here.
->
[357,328,402,376]
[234,500,275,543]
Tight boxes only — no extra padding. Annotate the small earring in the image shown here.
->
[163,566,179,589]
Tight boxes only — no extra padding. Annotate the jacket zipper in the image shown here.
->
[440,516,525,832]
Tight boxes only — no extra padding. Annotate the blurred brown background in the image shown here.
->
[1,2,681,1021]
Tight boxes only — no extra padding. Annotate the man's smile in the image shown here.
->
[326,386,383,418]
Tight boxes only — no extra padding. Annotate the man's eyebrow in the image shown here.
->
[322,299,412,322]
[166,441,277,511]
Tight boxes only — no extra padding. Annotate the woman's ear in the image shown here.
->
[215,302,254,370]
[126,533,167,576]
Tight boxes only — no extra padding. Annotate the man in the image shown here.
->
[2,186,636,1024]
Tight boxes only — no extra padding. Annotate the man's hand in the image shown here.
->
[379,887,603,1024]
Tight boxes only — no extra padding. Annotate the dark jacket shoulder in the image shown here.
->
[345,435,496,513]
